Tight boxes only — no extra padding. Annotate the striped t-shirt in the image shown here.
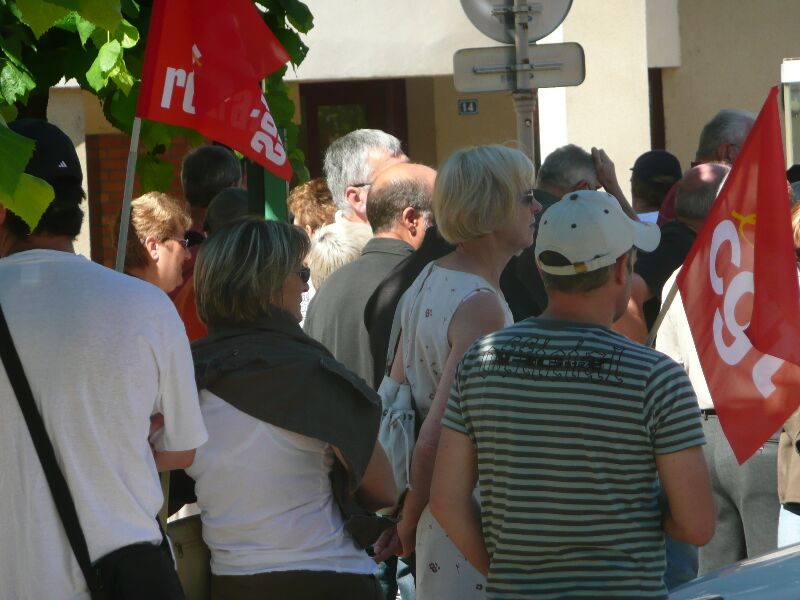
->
[443,318,705,600]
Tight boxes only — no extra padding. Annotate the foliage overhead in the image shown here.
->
[0,0,312,206]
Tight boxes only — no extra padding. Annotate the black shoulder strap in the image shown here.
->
[0,303,104,598]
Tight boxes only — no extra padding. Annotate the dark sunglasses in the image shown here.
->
[166,237,190,249]
[520,189,537,205]
[297,266,311,283]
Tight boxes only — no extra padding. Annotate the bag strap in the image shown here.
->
[0,303,105,599]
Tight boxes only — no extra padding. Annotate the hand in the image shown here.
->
[372,525,403,563]
[397,513,418,558]
[591,147,620,193]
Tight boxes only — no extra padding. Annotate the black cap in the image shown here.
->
[8,118,83,189]
[631,150,682,184]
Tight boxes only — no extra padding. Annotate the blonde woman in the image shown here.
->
[122,192,192,294]
[391,146,540,599]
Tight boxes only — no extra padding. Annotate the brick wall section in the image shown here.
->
[86,134,195,267]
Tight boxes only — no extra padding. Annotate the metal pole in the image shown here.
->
[114,117,142,272]
[513,0,536,172]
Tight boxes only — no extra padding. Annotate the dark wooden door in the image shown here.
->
[299,79,408,178]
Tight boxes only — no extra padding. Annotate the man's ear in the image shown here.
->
[345,186,365,216]
[400,206,420,236]
[144,236,159,261]
[613,253,629,284]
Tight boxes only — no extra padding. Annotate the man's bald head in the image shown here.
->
[366,163,436,235]
[675,163,730,223]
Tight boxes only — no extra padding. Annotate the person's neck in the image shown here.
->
[190,206,207,231]
[440,236,514,288]
[127,264,161,290]
[540,292,616,328]
[677,216,704,233]
[6,234,75,256]
[373,226,416,248]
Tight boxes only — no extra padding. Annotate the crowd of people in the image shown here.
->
[1,105,799,600]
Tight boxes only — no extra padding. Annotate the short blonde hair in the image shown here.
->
[194,217,310,326]
[123,192,192,271]
[434,145,534,244]
[307,221,373,289]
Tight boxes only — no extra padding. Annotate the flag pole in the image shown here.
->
[645,278,679,348]
[114,117,142,272]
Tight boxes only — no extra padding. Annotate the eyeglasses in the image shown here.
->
[351,182,373,189]
[520,189,538,205]
[165,237,190,248]
[297,266,311,283]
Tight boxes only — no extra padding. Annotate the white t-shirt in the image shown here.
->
[655,269,714,409]
[186,390,376,576]
[0,250,207,600]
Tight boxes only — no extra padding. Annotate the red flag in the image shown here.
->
[677,87,800,463]
[136,0,292,181]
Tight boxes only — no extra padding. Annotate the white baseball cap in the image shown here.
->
[535,190,660,275]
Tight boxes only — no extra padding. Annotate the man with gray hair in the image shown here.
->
[324,128,409,225]
[658,109,755,224]
[305,163,435,383]
[503,143,628,320]
[656,162,779,576]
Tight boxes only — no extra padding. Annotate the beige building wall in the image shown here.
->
[429,77,517,166]
[563,0,651,201]
[663,0,800,166]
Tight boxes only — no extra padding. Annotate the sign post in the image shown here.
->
[512,0,535,160]
[456,0,582,166]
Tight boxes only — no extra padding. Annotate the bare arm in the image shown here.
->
[430,428,489,575]
[656,446,715,545]
[591,147,637,220]
[334,441,398,512]
[148,413,197,471]
[397,291,508,555]
[154,449,196,472]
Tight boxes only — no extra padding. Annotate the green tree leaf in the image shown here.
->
[0,122,34,191]
[75,14,97,45]
[86,39,121,92]
[108,59,134,95]
[279,0,313,33]
[75,0,122,33]
[114,19,139,49]
[15,0,71,38]
[0,61,36,105]
[0,104,19,122]
[0,125,54,231]
[136,153,174,192]
[0,173,55,232]
[103,85,137,133]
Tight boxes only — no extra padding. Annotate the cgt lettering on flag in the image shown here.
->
[708,212,783,399]
[676,86,800,463]
[136,0,292,181]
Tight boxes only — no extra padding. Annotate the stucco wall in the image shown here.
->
[563,0,651,199]
[662,0,800,166]
[284,0,507,81]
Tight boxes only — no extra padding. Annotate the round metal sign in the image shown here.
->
[460,0,573,44]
